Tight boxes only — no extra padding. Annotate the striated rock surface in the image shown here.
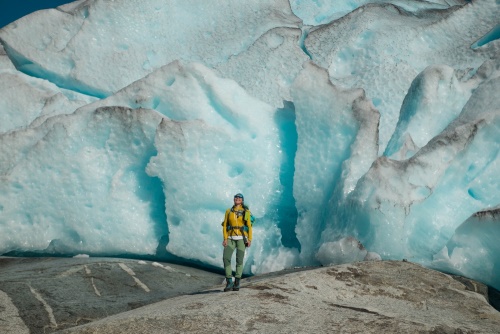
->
[0,257,222,333]
[55,260,500,334]
[1,258,499,333]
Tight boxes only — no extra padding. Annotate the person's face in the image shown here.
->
[234,196,243,205]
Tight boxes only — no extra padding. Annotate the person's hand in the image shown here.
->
[246,240,251,248]
[222,239,227,247]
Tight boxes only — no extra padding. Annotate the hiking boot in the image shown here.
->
[233,278,241,291]
[223,278,234,292]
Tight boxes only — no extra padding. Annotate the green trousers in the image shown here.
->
[223,239,246,279]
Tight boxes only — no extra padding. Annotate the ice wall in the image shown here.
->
[326,56,500,269]
[0,0,300,97]
[0,0,500,290]
[433,208,500,284]
[0,106,165,255]
[291,62,379,263]
[305,0,498,152]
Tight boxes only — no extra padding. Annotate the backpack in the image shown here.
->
[222,205,255,232]
[242,205,255,227]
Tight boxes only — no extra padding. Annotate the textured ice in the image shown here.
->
[432,209,500,284]
[0,106,165,255]
[290,0,466,26]
[215,27,309,108]
[0,44,14,70]
[0,0,300,97]
[0,44,97,133]
[384,64,481,160]
[0,67,97,134]
[333,58,500,265]
[291,62,379,263]
[305,0,499,153]
[144,62,294,270]
[0,0,500,291]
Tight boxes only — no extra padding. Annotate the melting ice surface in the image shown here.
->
[0,0,499,289]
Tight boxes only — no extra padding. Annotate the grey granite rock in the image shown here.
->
[0,257,222,333]
[56,260,500,334]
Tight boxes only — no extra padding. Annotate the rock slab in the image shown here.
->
[0,257,222,333]
[59,260,500,334]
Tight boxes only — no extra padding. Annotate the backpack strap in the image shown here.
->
[242,205,250,226]
[225,206,240,233]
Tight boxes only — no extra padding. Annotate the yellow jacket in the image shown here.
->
[222,205,252,241]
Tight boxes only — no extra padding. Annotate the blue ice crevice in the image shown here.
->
[471,24,500,49]
[273,101,300,250]
[0,39,109,99]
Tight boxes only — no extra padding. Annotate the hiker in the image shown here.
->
[221,193,252,292]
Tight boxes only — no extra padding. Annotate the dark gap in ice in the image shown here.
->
[488,286,500,312]
[153,237,227,276]
[383,72,424,157]
[299,27,313,60]
[273,101,300,251]
[467,188,480,200]
[471,24,500,49]
[131,150,168,243]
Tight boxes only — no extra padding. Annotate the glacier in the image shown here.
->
[0,0,499,290]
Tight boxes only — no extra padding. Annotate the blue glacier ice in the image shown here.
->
[0,0,499,291]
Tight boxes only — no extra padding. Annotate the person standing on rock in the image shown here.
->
[222,193,252,292]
